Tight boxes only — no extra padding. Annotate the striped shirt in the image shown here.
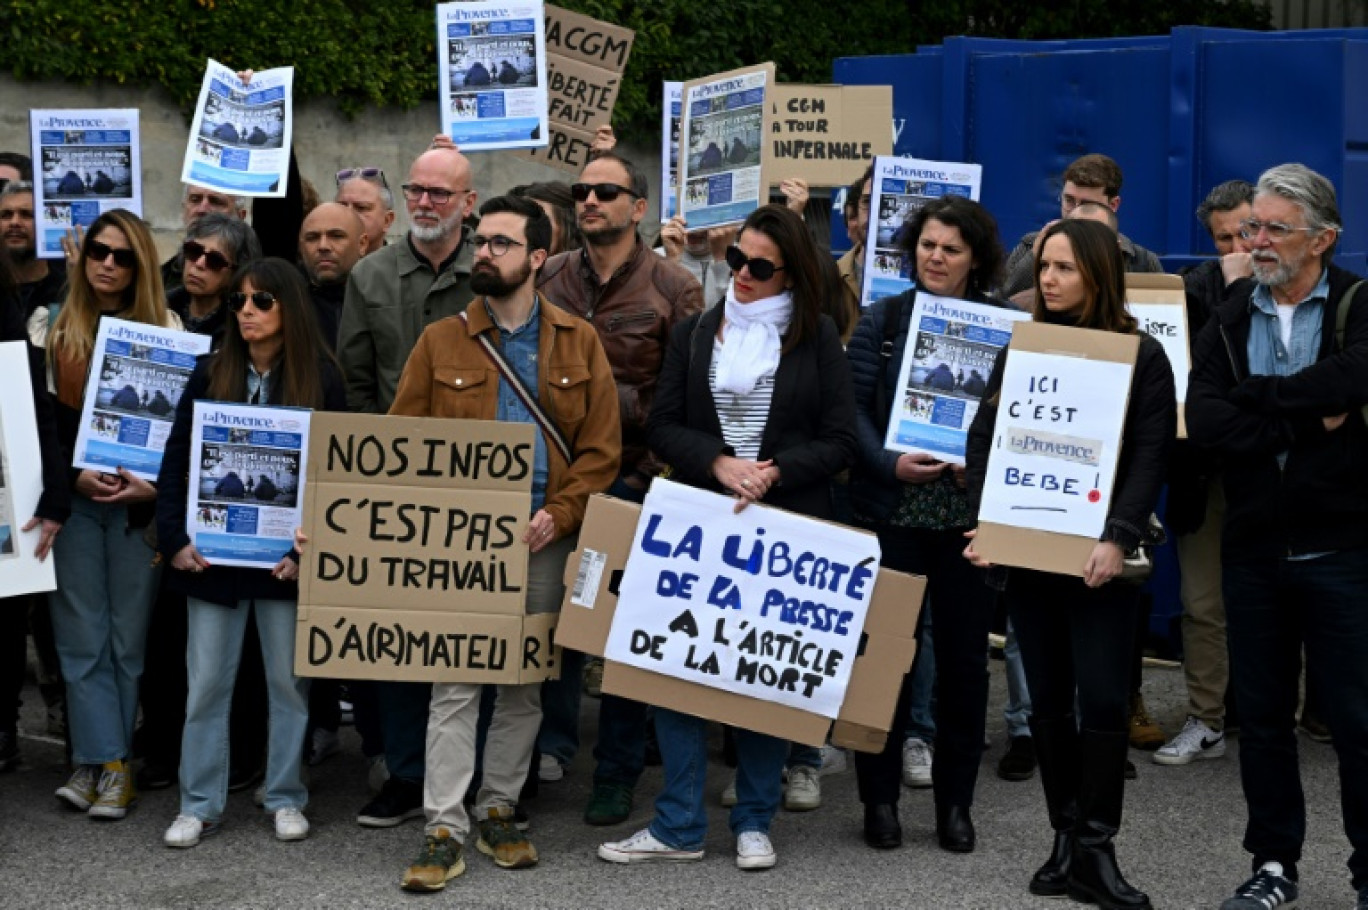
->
[709,338,775,460]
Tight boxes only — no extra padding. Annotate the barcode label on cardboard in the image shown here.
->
[570,548,606,607]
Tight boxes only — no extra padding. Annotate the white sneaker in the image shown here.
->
[736,831,776,870]
[1153,717,1226,766]
[274,807,310,841]
[901,738,933,788]
[164,814,219,848]
[367,754,390,794]
[720,774,738,807]
[538,754,564,782]
[784,765,821,811]
[818,744,848,776]
[309,728,340,766]
[598,828,704,863]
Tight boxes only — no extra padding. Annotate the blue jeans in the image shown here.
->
[49,497,160,765]
[906,605,937,743]
[1003,619,1033,738]
[649,707,788,849]
[180,596,310,821]
[537,647,587,767]
[1224,548,1368,889]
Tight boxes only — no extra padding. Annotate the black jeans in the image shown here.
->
[854,525,993,809]
[1224,548,1368,890]
[0,595,30,733]
[139,583,188,766]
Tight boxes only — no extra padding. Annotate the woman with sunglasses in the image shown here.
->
[599,204,855,871]
[156,258,346,847]
[167,213,262,345]
[845,195,1009,853]
[26,209,178,819]
[964,219,1174,909]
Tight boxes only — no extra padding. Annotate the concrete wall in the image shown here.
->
[0,74,665,258]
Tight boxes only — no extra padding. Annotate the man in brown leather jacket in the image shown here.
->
[534,151,702,828]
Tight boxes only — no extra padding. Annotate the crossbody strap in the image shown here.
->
[459,309,574,464]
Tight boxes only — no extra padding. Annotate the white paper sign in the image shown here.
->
[660,81,683,222]
[1127,303,1189,403]
[182,59,293,197]
[29,109,142,260]
[189,402,311,569]
[886,294,1030,464]
[0,343,56,596]
[436,1,549,151]
[72,319,211,481]
[678,66,770,230]
[603,479,881,719]
[860,155,983,308]
[976,349,1133,539]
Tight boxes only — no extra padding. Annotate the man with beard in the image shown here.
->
[392,195,619,890]
[536,152,702,827]
[298,202,367,351]
[1188,163,1368,910]
[0,182,66,318]
[338,143,477,830]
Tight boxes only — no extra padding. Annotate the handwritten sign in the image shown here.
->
[764,85,892,188]
[602,479,881,719]
[1126,274,1189,437]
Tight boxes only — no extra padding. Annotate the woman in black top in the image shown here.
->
[965,219,1175,910]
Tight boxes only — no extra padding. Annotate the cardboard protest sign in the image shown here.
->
[560,494,923,750]
[1126,273,1190,438]
[0,343,56,597]
[295,413,558,685]
[514,4,634,174]
[677,62,775,230]
[973,322,1139,577]
[763,85,892,189]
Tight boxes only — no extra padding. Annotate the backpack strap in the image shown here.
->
[872,295,904,435]
[1333,279,1368,426]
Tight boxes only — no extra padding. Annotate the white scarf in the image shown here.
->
[714,281,793,395]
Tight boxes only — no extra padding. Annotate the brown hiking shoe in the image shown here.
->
[1128,694,1165,751]
[401,828,465,892]
[476,807,539,869]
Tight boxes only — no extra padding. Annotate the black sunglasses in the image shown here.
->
[87,240,137,269]
[226,291,277,313]
[570,182,639,203]
[183,240,235,272]
[725,245,785,282]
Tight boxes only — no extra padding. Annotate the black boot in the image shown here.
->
[935,804,975,853]
[1028,715,1079,897]
[1067,729,1151,910]
[863,803,901,849]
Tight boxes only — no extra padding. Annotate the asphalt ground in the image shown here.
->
[0,658,1355,909]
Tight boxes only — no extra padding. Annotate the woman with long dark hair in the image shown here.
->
[155,258,346,847]
[597,204,855,871]
[965,219,1175,909]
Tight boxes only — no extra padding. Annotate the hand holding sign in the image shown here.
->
[659,216,687,260]
[172,543,211,574]
[711,455,775,512]
[523,508,558,553]
[20,517,62,562]
[1082,540,1124,588]
[894,452,948,484]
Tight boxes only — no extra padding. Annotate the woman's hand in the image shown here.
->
[1082,541,1125,588]
[711,455,775,512]
[659,216,687,260]
[20,517,61,561]
[950,463,968,489]
[74,469,121,500]
[271,554,298,582]
[293,527,309,554]
[895,453,949,485]
[172,544,211,574]
[90,467,157,505]
[522,508,557,554]
[962,528,992,569]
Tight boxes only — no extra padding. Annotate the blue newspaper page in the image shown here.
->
[30,109,142,259]
[437,1,549,151]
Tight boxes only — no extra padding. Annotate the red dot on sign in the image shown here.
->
[1088,490,1101,503]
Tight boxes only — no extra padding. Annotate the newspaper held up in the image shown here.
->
[436,1,549,151]
[181,59,293,197]
[29,109,142,260]
[885,294,1030,465]
[72,319,212,481]
[678,64,774,230]
[189,402,311,570]
[0,342,57,595]
[0,408,17,563]
[860,156,983,309]
[660,81,683,222]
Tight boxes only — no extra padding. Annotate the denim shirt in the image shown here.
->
[246,362,274,404]
[487,297,549,513]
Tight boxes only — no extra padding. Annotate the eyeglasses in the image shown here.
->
[336,166,389,188]
[470,234,525,257]
[570,182,639,203]
[226,291,277,313]
[1059,192,1111,214]
[87,240,137,269]
[182,240,235,272]
[401,184,465,205]
[725,245,785,281]
[1238,219,1320,243]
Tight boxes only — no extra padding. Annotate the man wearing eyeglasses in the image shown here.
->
[536,151,702,828]
[337,142,478,831]
[0,180,67,320]
[336,167,395,255]
[1188,163,1368,910]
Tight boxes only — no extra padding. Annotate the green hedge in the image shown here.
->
[5,0,1271,141]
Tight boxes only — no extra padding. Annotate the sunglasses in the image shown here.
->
[725,245,785,282]
[87,240,137,269]
[336,166,389,188]
[570,182,639,203]
[226,291,277,313]
[183,240,235,272]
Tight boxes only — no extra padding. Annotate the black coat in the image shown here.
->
[1186,264,1368,559]
[966,330,1176,553]
[155,354,347,606]
[646,306,856,521]
[1,291,69,522]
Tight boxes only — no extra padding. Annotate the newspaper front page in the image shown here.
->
[660,81,683,222]
[0,342,56,595]
[437,1,549,151]
[678,64,773,230]
[29,109,142,260]
[181,59,293,197]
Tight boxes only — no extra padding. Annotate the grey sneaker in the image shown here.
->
[1220,863,1298,909]
[784,765,821,811]
[901,738,933,788]
[55,765,101,811]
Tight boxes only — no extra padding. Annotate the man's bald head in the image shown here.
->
[299,202,367,286]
